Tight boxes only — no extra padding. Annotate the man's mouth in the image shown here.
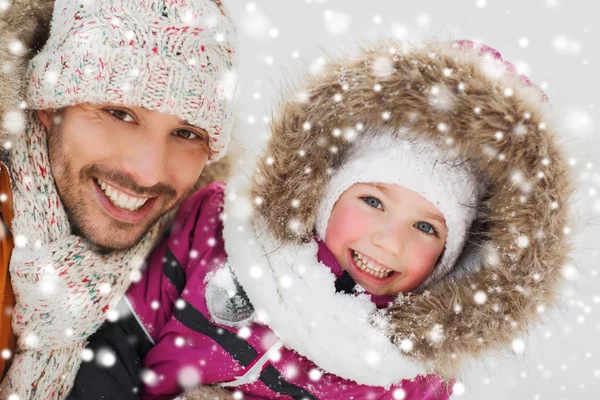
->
[351,249,395,279]
[95,178,150,211]
[92,177,158,223]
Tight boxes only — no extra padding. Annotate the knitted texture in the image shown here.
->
[315,131,483,287]
[26,0,237,162]
[0,114,164,399]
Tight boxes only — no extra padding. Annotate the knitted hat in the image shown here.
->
[26,0,236,161]
[315,131,483,287]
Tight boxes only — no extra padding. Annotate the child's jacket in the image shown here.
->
[127,182,451,399]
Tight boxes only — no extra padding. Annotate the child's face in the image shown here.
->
[324,183,448,296]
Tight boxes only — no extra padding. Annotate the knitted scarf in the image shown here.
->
[0,113,165,399]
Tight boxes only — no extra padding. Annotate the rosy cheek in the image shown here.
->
[406,243,440,282]
[324,203,367,257]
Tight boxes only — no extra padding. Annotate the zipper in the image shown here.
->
[218,339,284,388]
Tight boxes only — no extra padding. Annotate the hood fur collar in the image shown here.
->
[226,39,574,379]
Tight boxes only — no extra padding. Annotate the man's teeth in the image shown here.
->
[96,178,149,211]
[352,250,394,279]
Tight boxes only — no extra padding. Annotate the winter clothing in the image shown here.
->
[0,0,237,398]
[119,38,570,399]
[125,182,451,399]
[67,310,154,400]
[223,37,572,384]
[27,0,237,162]
[314,131,483,288]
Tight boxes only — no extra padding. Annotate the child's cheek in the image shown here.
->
[406,242,439,284]
[325,203,370,263]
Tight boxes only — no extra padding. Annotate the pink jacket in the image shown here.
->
[126,183,452,400]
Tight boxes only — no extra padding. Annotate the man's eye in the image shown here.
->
[361,196,383,209]
[107,109,134,122]
[173,129,201,140]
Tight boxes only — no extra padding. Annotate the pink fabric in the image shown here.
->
[127,183,452,400]
[453,40,549,102]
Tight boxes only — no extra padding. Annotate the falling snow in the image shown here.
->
[1,2,594,399]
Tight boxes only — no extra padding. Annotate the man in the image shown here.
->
[0,0,236,398]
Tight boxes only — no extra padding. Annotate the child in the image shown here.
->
[119,38,571,399]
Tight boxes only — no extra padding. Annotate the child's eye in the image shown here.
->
[361,196,383,210]
[107,109,135,122]
[172,129,203,141]
[414,221,438,236]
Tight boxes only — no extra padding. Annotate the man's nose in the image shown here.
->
[120,133,168,188]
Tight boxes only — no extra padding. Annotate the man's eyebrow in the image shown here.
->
[181,120,200,129]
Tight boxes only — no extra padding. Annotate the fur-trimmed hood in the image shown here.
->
[0,0,233,183]
[222,38,573,385]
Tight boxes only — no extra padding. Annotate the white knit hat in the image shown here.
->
[315,131,483,287]
[26,0,237,161]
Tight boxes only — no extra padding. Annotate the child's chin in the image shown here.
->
[354,277,392,296]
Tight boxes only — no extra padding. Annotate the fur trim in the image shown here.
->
[249,39,573,378]
[0,0,53,143]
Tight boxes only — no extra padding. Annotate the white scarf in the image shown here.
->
[0,114,164,399]
[221,167,430,387]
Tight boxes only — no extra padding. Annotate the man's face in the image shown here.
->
[41,103,210,251]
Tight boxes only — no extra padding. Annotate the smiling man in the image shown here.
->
[39,103,212,251]
[0,0,236,398]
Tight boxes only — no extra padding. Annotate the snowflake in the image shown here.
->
[371,57,395,78]
[308,368,323,381]
[399,338,413,352]
[452,381,466,396]
[80,348,94,362]
[238,326,251,339]
[279,274,293,288]
[428,324,445,343]
[1,348,11,360]
[141,368,159,387]
[512,338,526,354]
[323,10,351,36]
[96,348,117,367]
[2,111,25,134]
[249,265,263,279]
[392,24,408,39]
[474,290,488,305]
[415,12,431,27]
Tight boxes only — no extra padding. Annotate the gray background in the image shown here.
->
[225,0,599,399]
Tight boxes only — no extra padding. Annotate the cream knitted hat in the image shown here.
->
[26,0,236,161]
[315,131,483,287]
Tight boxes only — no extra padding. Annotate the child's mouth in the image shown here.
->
[351,250,395,279]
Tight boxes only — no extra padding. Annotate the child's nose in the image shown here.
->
[371,225,405,257]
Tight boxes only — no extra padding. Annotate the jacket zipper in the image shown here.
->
[218,339,284,388]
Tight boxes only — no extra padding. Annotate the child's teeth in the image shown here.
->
[352,250,393,279]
